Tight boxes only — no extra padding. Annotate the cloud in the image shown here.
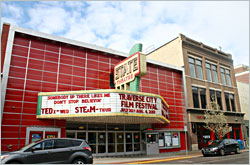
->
[1,2,24,26]
[25,3,69,34]
[1,1,249,66]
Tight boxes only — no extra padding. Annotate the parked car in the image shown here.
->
[201,139,240,156]
[1,138,93,164]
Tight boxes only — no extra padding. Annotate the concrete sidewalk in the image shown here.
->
[93,149,249,164]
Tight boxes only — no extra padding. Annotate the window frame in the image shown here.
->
[196,59,204,80]
[220,67,226,85]
[158,132,181,149]
[225,69,232,87]
[192,86,207,109]
[188,57,196,78]
[192,86,200,108]
[212,64,219,83]
[205,63,212,82]
[209,89,223,110]
[224,92,236,112]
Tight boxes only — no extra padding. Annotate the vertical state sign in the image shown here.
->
[114,52,146,88]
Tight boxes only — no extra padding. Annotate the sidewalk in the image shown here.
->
[93,149,249,164]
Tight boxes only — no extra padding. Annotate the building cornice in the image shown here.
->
[235,70,249,77]
[182,41,233,64]
[187,108,245,116]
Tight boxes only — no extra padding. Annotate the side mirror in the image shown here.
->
[31,147,36,152]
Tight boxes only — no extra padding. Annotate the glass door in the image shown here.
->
[97,132,106,154]
[126,133,132,152]
[88,132,97,154]
[108,132,115,153]
[133,132,140,151]
[116,132,124,152]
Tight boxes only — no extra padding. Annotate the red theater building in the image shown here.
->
[1,23,188,156]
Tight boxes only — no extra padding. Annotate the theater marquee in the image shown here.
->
[37,89,170,124]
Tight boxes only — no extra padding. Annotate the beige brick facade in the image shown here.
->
[148,33,245,150]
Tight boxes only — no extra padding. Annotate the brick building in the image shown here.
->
[1,23,188,156]
[148,33,245,150]
[234,64,249,146]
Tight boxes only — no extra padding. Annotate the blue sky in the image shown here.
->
[1,1,249,66]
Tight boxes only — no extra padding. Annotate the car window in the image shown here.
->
[54,139,71,148]
[231,139,237,144]
[71,140,82,147]
[32,143,42,151]
[223,139,229,144]
[43,140,54,150]
[209,140,222,146]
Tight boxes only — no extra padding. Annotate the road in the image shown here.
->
[129,151,249,164]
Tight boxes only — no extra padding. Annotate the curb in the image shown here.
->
[94,149,249,164]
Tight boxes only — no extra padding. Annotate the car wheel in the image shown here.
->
[235,147,240,154]
[220,149,225,156]
[202,151,207,157]
[72,158,86,164]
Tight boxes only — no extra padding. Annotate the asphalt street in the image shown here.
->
[138,151,249,164]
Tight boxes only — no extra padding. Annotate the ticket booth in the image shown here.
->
[146,133,159,155]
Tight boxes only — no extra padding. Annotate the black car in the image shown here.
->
[201,139,240,156]
[1,138,93,164]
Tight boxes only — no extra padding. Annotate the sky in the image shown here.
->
[1,1,249,66]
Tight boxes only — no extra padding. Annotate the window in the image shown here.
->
[200,88,207,109]
[230,94,236,112]
[188,57,196,78]
[216,91,222,110]
[159,132,180,148]
[32,143,42,151]
[206,63,212,82]
[225,93,231,111]
[192,87,207,109]
[212,65,219,83]
[43,140,54,150]
[188,57,203,79]
[192,87,200,108]
[225,92,236,112]
[220,68,226,85]
[209,90,222,110]
[220,67,232,86]
[225,69,232,87]
[196,60,203,80]
[54,139,71,148]
[71,140,82,146]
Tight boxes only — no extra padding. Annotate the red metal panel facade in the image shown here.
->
[1,30,186,153]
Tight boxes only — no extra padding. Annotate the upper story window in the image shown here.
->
[192,86,207,109]
[220,68,226,85]
[212,65,219,83]
[188,57,196,78]
[196,60,203,80]
[209,90,223,110]
[206,63,212,82]
[225,92,236,112]
[192,87,200,108]
[220,67,232,86]
[225,69,232,87]
[188,57,203,80]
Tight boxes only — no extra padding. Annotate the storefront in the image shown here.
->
[188,111,244,150]
[1,23,187,155]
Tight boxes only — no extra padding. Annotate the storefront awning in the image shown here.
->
[37,89,170,124]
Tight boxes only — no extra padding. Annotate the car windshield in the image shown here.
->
[209,140,222,146]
